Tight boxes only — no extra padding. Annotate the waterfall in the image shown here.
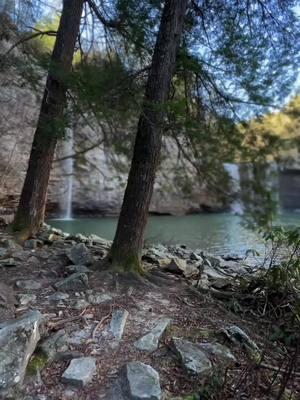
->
[62,128,74,220]
[224,162,243,214]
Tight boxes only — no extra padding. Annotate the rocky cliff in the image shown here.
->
[0,22,227,219]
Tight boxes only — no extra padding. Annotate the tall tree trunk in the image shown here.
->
[110,0,189,272]
[12,0,84,238]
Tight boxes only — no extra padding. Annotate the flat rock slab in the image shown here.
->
[87,293,112,305]
[172,338,212,376]
[134,318,171,352]
[54,273,88,291]
[0,310,42,391]
[199,342,236,365]
[109,309,129,340]
[15,280,42,290]
[66,244,92,265]
[123,361,161,400]
[62,357,96,388]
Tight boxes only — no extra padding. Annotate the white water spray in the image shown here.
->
[224,162,243,215]
[62,129,74,220]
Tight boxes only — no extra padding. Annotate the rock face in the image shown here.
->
[122,362,161,400]
[62,357,96,388]
[0,25,226,218]
[0,310,42,391]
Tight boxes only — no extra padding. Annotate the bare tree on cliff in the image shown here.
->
[109,0,189,272]
[12,0,84,238]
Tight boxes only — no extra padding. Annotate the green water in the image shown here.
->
[49,212,300,256]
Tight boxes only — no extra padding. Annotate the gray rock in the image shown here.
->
[24,239,39,250]
[66,244,92,265]
[123,361,161,400]
[134,318,171,352]
[87,293,112,305]
[72,299,90,310]
[219,325,261,362]
[165,258,198,277]
[200,342,236,365]
[54,273,88,291]
[17,293,37,306]
[67,327,91,345]
[172,338,212,376]
[15,280,42,290]
[109,309,129,340]
[190,252,203,262]
[65,265,91,275]
[0,258,18,267]
[0,310,42,391]
[39,329,69,361]
[62,357,96,388]
[48,292,70,302]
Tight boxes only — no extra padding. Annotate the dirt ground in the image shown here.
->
[0,227,299,400]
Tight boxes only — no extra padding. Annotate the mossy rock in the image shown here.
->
[26,351,48,376]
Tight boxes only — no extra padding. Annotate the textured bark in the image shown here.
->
[110,0,189,271]
[13,0,84,238]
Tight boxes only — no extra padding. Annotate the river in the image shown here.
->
[49,211,300,256]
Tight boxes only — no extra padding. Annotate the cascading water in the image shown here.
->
[61,128,74,220]
[224,162,243,214]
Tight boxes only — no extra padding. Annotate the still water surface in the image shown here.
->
[49,212,300,256]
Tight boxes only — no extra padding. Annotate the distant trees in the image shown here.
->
[12,0,84,238]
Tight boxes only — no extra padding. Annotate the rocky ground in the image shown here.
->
[0,223,298,400]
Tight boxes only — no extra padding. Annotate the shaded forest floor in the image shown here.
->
[0,225,299,400]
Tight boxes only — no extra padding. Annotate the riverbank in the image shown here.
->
[0,224,299,399]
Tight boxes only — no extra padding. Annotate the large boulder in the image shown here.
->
[0,310,42,392]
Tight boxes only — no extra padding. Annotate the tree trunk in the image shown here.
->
[110,0,189,272]
[12,0,84,238]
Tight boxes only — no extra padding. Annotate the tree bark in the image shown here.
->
[12,0,84,238]
[110,0,189,272]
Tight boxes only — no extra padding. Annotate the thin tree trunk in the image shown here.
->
[13,0,84,238]
[110,0,189,272]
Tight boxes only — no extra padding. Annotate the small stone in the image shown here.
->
[123,361,161,400]
[134,318,171,352]
[48,292,70,302]
[66,244,92,265]
[54,273,88,291]
[62,357,96,388]
[172,338,212,376]
[109,309,129,340]
[24,239,39,250]
[17,293,37,306]
[87,293,112,305]
[66,265,90,275]
[165,258,198,278]
[40,329,69,361]
[72,299,90,310]
[15,280,42,290]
